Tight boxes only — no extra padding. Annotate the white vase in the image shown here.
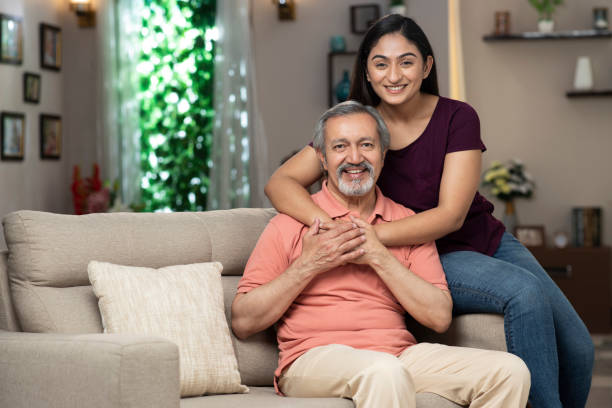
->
[538,19,554,33]
[573,56,594,90]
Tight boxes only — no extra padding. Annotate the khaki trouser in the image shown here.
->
[278,343,530,408]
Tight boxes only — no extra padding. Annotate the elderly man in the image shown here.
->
[232,101,530,408]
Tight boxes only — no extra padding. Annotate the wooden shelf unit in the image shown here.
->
[529,246,611,333]
[327,51,357,107]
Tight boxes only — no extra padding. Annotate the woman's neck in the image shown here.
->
[377,92,431,124]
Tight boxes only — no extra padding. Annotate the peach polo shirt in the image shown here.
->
[237,182,448,390]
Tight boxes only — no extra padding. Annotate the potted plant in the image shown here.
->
[390,0,406,16]
[528,0,564,33]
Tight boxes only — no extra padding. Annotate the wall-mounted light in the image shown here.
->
[69,0,96,28]
[272,0,296,21]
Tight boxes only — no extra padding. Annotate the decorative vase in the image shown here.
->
[593,7,609,30]
[537,19,554,33]
[335,70,351,103]
[503,200,517,235]
[573,56,594,90]
[330,35,346,53]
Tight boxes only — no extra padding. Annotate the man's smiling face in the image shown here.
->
[319,112,384,200]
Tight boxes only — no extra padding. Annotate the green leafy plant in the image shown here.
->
[528,0,563,20]
[138,0,216,212]
[482,159,535,202]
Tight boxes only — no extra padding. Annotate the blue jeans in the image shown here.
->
[440,233,594,408]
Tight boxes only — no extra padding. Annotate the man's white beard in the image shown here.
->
[336,161,375,196]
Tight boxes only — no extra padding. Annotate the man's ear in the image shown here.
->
[382,148,388,162]
[316,150,328,172]
[423,55,434,79]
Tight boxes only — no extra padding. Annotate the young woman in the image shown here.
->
[264,14,593,408]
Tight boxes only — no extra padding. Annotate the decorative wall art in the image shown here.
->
[40,114,61,159]
[40,23,62,71]
[24,72,41,104]
[0,13,23,65]
[1,112,25,161]
[350,5,380,34]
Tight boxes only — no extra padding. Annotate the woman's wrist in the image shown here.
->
[373,223,389,246]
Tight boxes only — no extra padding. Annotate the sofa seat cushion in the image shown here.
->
[180,386,463,407]
[88,261,247,397]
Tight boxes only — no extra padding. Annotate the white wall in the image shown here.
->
[0,0,99,249]
[252,0,611,247]
[3,1,608,250]
[461,0,612,246]
[251,0,448,176]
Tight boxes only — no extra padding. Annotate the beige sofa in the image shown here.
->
[0,209,507,408]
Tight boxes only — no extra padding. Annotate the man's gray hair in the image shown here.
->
[312,100,390,158]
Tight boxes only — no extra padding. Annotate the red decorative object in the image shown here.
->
[71,163,110,214]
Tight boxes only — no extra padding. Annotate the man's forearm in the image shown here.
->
[231,260,316,339]
[371,254,452,333]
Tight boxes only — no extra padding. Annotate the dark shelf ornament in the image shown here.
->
[565,89,612,98]
[483,29,612,41]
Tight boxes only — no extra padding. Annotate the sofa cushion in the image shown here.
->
[88,261,248,397]
[223,275,278,386]
[179,386,463,408]
[180,386,354,408]
[2,209,275,333]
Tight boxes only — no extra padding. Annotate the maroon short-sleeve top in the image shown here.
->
[376,96,505,255]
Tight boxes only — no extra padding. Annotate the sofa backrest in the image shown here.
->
[2,208,279,385]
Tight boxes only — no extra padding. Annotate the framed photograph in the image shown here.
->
[350,5,380,34]
[0,13,23,65]
[40,114,61,159]
[24,73,41,104]
[40,23,62,71]
[1,112,25,161]
[514,225,546,248]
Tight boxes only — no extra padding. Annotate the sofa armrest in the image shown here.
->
[409,313,507,352]
[0,330,180,408]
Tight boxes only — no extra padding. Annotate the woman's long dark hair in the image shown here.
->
[349,14,440,106]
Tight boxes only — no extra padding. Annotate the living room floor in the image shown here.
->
[588,334,612,407]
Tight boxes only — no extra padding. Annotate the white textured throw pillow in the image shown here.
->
[88,261,248,397]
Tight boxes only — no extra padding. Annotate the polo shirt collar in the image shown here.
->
[316,181,393,224]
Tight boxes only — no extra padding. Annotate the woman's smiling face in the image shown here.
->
[366,32,433,106]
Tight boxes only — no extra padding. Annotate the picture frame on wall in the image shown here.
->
[0,13,23,65]
[40,23,62,71]
[350,4,380,34]
[24,73,41,104]
[40,114,61,159]
[1,112,26,161]
[514,225,546,248]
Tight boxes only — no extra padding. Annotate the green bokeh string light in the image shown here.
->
[138,0,216,212]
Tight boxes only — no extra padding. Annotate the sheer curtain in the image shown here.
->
[98,0,143,208]
[207,0,268,210]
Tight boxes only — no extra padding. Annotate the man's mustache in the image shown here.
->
[336,161,375,177]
